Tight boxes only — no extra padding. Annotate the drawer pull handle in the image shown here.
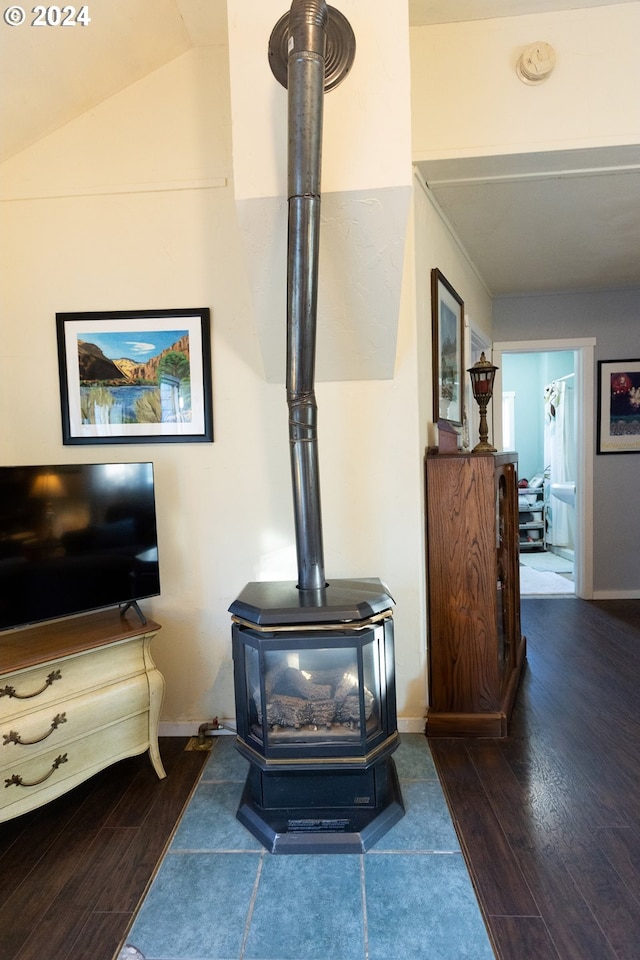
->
[3,713,67,747]
[5,753,68,788]
[0,670,62,700]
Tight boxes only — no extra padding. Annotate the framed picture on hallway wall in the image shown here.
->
[431,269,464,427]
[56,308,213,445]
[597,359,640,454]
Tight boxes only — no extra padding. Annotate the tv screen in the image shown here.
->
[0,462,160,631]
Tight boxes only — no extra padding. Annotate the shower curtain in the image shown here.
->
[544,378,574,548]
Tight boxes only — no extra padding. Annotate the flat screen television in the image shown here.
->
[0,462,161,631]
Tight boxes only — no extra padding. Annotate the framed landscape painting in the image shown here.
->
[431,269,464,427]
[597,358,640,454]
[56,308,213,444]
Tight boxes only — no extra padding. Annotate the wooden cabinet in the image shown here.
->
[424,450,526,737]
[1,609,165,823]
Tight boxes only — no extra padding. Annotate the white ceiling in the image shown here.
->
[417,146,640,297]
[408,0,637,25]
[1,0,639,297]
[0,0,228,165]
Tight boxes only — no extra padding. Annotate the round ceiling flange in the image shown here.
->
[268,6,356,92]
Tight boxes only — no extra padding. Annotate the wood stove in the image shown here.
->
[230,579,403,853]
[230,1,404,853]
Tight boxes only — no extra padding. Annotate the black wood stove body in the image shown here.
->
[230,578,404,853]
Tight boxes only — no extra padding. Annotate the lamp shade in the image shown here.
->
[30,471,65,499]
[468,352,498,401]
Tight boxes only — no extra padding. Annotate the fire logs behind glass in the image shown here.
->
[256,655,374,733]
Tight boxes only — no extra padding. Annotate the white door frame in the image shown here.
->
[493,338,595,600]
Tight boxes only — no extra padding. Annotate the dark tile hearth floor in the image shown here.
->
[122,735,494,960]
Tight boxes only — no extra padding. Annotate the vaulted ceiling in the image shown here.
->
[2,0,638,297]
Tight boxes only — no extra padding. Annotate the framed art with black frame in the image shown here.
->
[597,358,640,454]
[56,307,213,445]
[431,268,464,427]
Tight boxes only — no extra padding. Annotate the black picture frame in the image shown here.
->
[597,358,640,454]
[56,308,213,445]
[431,269,464,427]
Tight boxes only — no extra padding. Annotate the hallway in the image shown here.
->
[432,597,640,960]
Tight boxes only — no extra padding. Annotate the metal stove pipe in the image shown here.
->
[285,0,328,593]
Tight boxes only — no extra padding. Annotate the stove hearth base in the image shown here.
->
[237,756,404,854]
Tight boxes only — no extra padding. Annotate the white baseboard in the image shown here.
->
[397,717,427,734]
[159,717,427,737]
[592,589,640,600]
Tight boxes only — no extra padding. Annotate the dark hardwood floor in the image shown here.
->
[0,736,208,960]
[431,597,640,960]
[2,598,639,960]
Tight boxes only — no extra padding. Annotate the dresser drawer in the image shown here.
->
[0,638,145,723]
[1,712,150,821]
[0,674,150,772]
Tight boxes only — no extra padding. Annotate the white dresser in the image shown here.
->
[1,608,165,823]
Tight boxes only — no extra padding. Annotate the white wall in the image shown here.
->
[0,44,430,729]
[227,0,412,199]
[226,0,413,384]
[411,3,640,162]
[413,179,493,453]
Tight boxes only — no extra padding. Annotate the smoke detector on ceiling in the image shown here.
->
[516,41,556,84]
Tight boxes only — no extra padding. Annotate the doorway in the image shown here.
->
[493,338,595,600]
[502,350,575,596]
